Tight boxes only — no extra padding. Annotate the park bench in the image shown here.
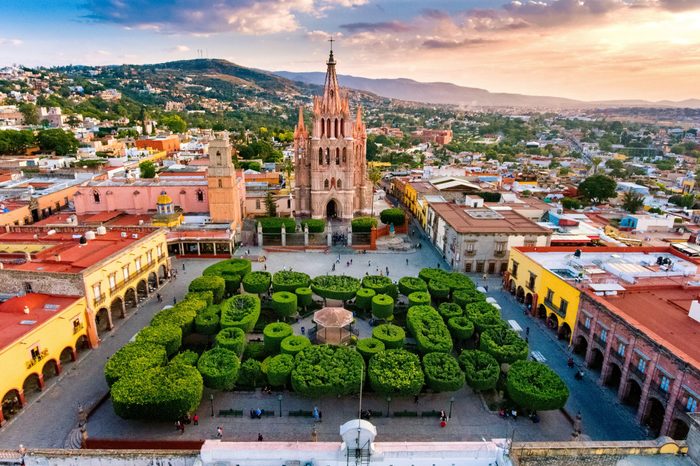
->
[421,410,442,418]
[218,409,243,417]
[531,351,546,363]
[393,410,418,418]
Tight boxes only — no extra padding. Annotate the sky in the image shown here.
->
[1,0,700,102]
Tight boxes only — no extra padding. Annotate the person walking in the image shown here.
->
[193,414,199,426]
[156,293,162,303]
[173,297,177,305]
[257,433,264,442]
[311,428,318,442]
[525,326,530,336]
[217,426,223,439]
[406,258,409,266]
[182,263,186,271]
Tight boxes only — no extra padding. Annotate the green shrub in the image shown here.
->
[398,276,428,296]
[295,287,313,309]
[263,322,293,354]
[300,218,325,233]
[136,324,182,357]
[380,208,405,226]
[443,273,475,292]
[372,324,405,349]
[215,327,247,356]
[188,275,226,304]
[280,335,311,356]
[243,341,266,361]
[170,350,200,367]
[368,349,424,396]
[271,291,298,318]
[351,216,378,233]
[438,302,463,320]
[371,294,394,320]
[418,267,445,285]
[447,316,475,341]
[291,345,364,397]
[479,327,529,364]
[197,347,241,390]
[184,290,214,307]
[428,280,450,300]
[311,275,361,301]
[220,294,261,332]
[458,350,499,391]
[507,360,569,411]
[151,300,202,335]
[406,305,453,354]
[355,288,376,311]
[237,359,264,389]
[453,289,485,308]
[104,342,167,387]
[272,271,311,292]
[203,258,251,295]
[111,363,202,421]
[356,338,385,361]
[257,217,296,234]
[361,275,394,295]
[194,305,220,335]
[408,291,431,308]
[242,271,271,295]
[423,352,464,392]
[466,302,505,332]
[267,353,295,387]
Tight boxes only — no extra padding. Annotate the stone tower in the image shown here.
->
[293,49,372,220]
[207,131,243,227]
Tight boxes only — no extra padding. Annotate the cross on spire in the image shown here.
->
[328,37,334,52]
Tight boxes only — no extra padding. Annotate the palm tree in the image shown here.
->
[368,166,382,218]
[281,158,293,188]
[591,157,602,175]
[621,190,644,213]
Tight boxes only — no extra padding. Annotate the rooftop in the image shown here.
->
[430,202,551,235]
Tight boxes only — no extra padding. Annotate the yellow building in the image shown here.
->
[0,294,94,425]
[390,178,431,228]
[152,192,184,227]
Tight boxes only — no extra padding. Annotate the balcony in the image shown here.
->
[494,250,506,258]
[25,349,49,370]
[93,295,106,307]
[649,382,670,402]
[610,350,626,363]
[73,322,85,335]
[543,298,566,318]
[526,281,536,292]
[592,333,607,347]
[628,364,646,382]
[465,250,476,257]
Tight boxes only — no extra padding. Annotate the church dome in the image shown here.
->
[156,191,172,205]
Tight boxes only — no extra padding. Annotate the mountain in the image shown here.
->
[275,71,700,109]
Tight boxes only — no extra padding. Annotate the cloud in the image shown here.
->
[655,0,700,11]
[0,38,23,46]
[422,38,493,49]
[339,21,411,33]
[174,45,190,52]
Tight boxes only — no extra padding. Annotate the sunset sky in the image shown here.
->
[1,0,699,101]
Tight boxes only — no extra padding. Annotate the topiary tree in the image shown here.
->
[280,335,311,356]
[242,271,271,295]
[295,287,313,311]
[355,288,376,311]
[291,345,364,397]
[479,327,529,364]
[438,302,463,321]
[371,294,394,320]
[453,288,485,308]
[428,280,450,300]
[197,347,240,390]
[398,276,428,296]
[351,216,378,233]
[368,349,424,397]
[105,342,168,387]
[311,275,361,303]
[380,208,405,227]
[356,338,385,361]
[136,324,182,357]
[372,324,405,349]
[507,360,569,411]
[203,258,251,296]
[423,352,464,392]
[184,291,214,307]
[170,350,200,367]
[271,291,298,319]
[458,350,500,391]
[188,275,226,304]
[220,294,261,332]
[243,341,266,361]
[266,353,295,388]
[263,322,293,354]
[214,327,247,356]
[466,302,505,332]
[447,316,475,341]
[151,299,202,335]
[194,305,220,335]
[406,305,453,354]
[300,218,326,233]
[272,270,311,292]
[408,291,431,308]
[418,267,447,285]
[237,359,264,389]
[361,275,394,295]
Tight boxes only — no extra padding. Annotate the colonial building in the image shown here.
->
[207,132,244,228]
[293,49,372,220]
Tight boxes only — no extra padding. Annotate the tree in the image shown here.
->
[37,129,79,155]
[160,114,187,133]
[578,175,617,205]
[368,166,382,218]
[590,157,602,174]
[281,157,293,187]
[18,103,38,125]
[669,194,695,209]
[139,160,157,178]
[621,191,644,213]
[561,197,582,210]
[264,191,277,217]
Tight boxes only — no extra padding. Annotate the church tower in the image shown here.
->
[293,47,372,220]
[207,131,243,227]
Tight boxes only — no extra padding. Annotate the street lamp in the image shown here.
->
[386,396,392,418]
[277,394,283,417]
[449,396,455,419]
[210,393,214,417]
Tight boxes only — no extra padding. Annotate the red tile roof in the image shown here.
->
[430,202,550,235]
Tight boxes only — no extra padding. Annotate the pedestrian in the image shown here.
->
[313,406,320,422]
[368,260,371,267]
[386,266,389,275]
[484,285,489,292]
[350,259,352,265]
[217,426,223,439]
[525,326,530,336]
[406,258,409,266]
[332,263,336,272]
[173,297,177,305]
[193,413,199,425]
[257,433,264,442]
[182,263,186,271]
[264,264,267,271]
[482,273,487,281]
[157,293,162,303]
[311,428,318,442]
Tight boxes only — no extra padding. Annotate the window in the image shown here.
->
[24,282,33,294]
[324,179,330,189]
[524,239,536,247]
[495,242,506,255]
[135,258,142,272]
[511,261,518,278]
[342,148,347,163]
[196,190,204,202]
[325,148,330,165]
[559,299,568,315]
[109,273,116,291]
[92,283,102,300]
[465,262,472,272]
[320,118,325,137]
[617,342,626,357]
[287,198,291,209]
[72,318,82,333]
[157,245,163,258]
[476,261,485,273]
[337,179,342,189]
[336,149,340,165]
[546,289,554,302]
[637,358,646,374]
[584,317,591,329]
[122,265,130,281]
[687,396,698,413]
[660,375,670,392]
[216,151,221,164]
[147,251,153,265]
[93,190,100,203]
[600,328,607,342]
[256,199,261,210]
[30,346,41,360]
[319,148,323,165]
[527,272,536,290]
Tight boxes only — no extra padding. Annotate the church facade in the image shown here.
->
[293,50,373,220]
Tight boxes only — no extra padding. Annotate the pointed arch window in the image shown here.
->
[218,179,223,188]
[319,148,323,165]
[320,118,325,137]
[337,179,342,189]
[342,148,347,164]
[340,119,345,137]
[334,119,339,138]
[324,179,329,189]
[326,119,331,137]
[335,148,340,165]
[325,148,330,165]
[331,177,336,189]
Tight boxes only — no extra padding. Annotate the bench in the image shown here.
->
[531,351,546,363]
[289,410,314,417]
[421,410,442,418]
[262,410,275,417]
[218,409,243,417]
[393,410,418,418]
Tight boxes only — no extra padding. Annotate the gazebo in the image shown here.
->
[313,307,354,345]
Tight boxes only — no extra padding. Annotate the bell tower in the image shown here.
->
[207,131,242,226]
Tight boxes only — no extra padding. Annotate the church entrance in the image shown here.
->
[326,200,338,219]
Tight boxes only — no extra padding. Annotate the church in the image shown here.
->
[292,48,373,220]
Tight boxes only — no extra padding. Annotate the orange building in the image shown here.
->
[207,132,244,229]
[135,135,180,153]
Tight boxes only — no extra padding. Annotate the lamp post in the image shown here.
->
[277,394,283,417]
[210,393,214,417]
[386,396,392,418]
[449,396,455,419]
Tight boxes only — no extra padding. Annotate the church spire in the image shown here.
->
[294,105,307,139]
[321,38,342,114]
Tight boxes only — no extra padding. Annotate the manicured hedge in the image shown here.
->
[188,275,226,304]
[361,275,394,295]
[355,288,376,311]
[418,267,445,285]
[447,316,475,341]
[458,350,500,391]
[194,305,220,335]
[423,352,464,392]
[453,288,485,308]
[406,305,453,354]
[368,349,424,396]
[372,324,405,349]
[301,218,326,233]
[263,322,294,354]
[170,350,200,367]
[466,302,505,332]
[479,327,529,364]
[398,276,428,296]
[351,216,378,233]
[203,258,251,295]
[214,327,247,356]
[443,273,475,292]
[237,359,264,389]
[151,299,203,335]
[380,208,406,227]
[280,335,311,356]
[267,353,295,387]
[507,360,569,411]
[197,347,241,390]
[243,341,266,361]
[428,280,450,300]
[257,217,296,234]
[271,291,298,318]
[272,271,311,292]
[311,275,361,301]
[408,291,431,308]
[438,302,463,320]
[371,294,394,320]
[111,363,203,421]
[220,294,261,332]
[356,338,385,361]
[291,345,364,397]
[185,291,214,307]
[104,342,168,387]
[242,271,271,295]
[136,324,182,357]
[295,287,313,309]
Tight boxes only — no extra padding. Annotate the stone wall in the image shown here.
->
[14,449,199,466]
[0,270,84,296]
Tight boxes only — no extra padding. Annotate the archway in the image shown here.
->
[605,363,622,391]
[624,379,642,409]
[124,288,137,311]
[159,264,168,281]
[95,307,110,334]
[326,199,338,219]
[537,304,547,319]
[558,322,572,341]
[148,271,158,291]
[60,346,76,365]
[136,280,148,302]
[573,335,588,356]
[547,313,559,331]
[509,279,515,294]
[643,397,666,437]
[525,293,533,310]
[2,389,22,421]
[42,359,60,382]
[668,418,690,440]
[589,348,604,371]
[23,373,42,400]
[110,297,125,319]
[76,335,90,354]
[516,286,525,303]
